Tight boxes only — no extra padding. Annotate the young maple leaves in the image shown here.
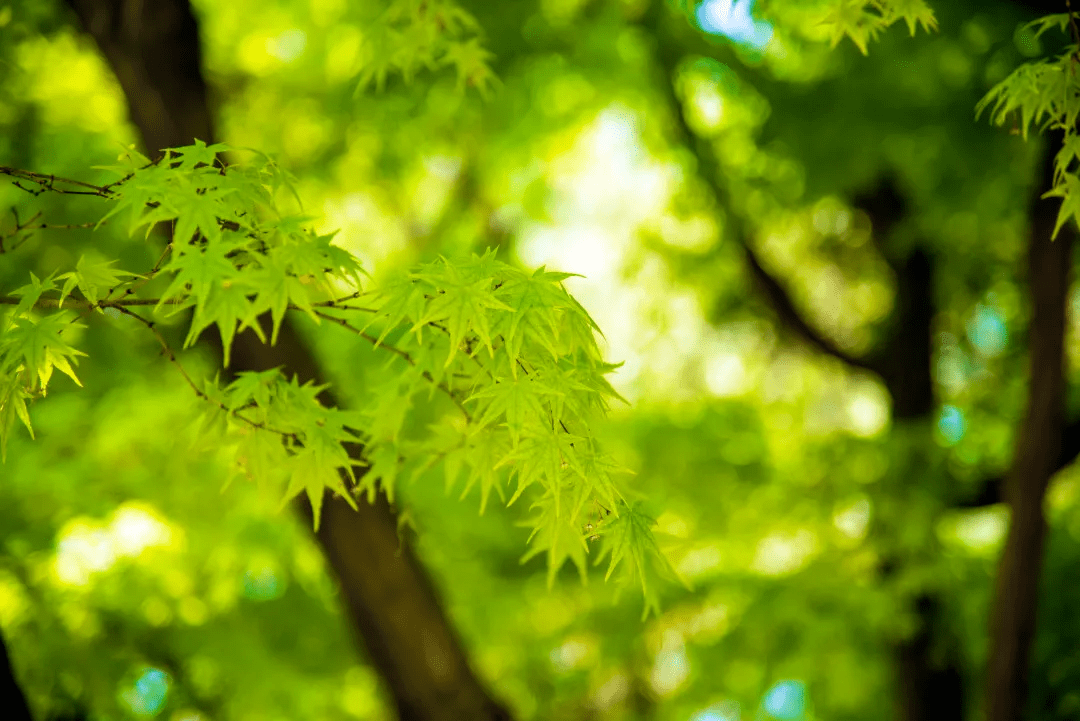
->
[976,14,1080,240]
[98,141,364,365]
[0,143,673,609]
[356,254,633,588]
[818,0,937,54]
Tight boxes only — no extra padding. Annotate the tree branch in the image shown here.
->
[741,244,880,372]
[0,166,116,197]
[642,5,881,375]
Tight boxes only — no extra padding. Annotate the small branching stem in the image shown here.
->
[107,303,295,440]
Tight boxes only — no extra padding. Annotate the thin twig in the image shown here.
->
[312,309,471,420]
[0,208,101,255]
[0,167,115,196]
[109,303,294,440]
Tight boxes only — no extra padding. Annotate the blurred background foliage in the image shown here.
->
[1,0,1080,719]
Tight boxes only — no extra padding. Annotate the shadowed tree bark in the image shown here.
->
[60,0,513,719]
[985,133,1073,721]
[0,632,34,721]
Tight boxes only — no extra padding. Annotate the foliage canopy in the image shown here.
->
[6,0,1080,720]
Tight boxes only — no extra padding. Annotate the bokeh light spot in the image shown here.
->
[752,531,816,576]
[696,0,773,49]
[267,29,307,62]
[706,352,750,397]
[947,506,1009,552]
[550,639,589,672]
[833,497,871,540]
[938,405,966,445]
[966,305,1007,357]
[650,631,689,695]
[121,667,169,717]
[242,562,284,602]
[763,679,805,720]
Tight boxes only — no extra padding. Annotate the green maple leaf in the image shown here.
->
[235,427,290,487]
[9,272,57,316]
[281,444,357,532]
[360,442,401,504]
[58,256,140,305]
[362,381,413,443]
[0,374,33,461]
[499,424,585,512]
[0,313,86,395]
[157,236,246,313]
[573,448,625,517]
[186,280,263,364]
[887,0,937,34]
[467,374,558,445]
[224,368,282,413]
[544,355,626,426]
[593,501,677,619]
[96,163,176,236]
[493,267,578,370]
[441,38,497,95]
[521,494,589,588]
[174,139,230,169]
[1054,135,1080,186]
[250,249,317,345]
[414,261,513,366]
[366,275,428,345]
[170,174,234,246]
[458,427,509,512]
[1043,171,1080,239]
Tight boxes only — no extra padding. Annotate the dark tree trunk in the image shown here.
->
[0,632,34,721]
[644,6,968,717]
[61,1,513,719]
[856,180,965,721]
[231,318,515,721]
[985,135,1072,721]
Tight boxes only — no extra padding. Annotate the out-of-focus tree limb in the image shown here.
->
[61,0,513,718]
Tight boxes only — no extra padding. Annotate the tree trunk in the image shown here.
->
[985,135,1072,721]
[643,6,968,716]
[61,1,513,718]
[0,631,34,721]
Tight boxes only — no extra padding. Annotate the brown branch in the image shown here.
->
[0,166,115,197]
[1,293,466,419]
[0,297,181,308]
[642,5,881,375]
[741,245,880,372]
[0,632,33,721]
[0,207,103,255]
[1,295,370,312]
